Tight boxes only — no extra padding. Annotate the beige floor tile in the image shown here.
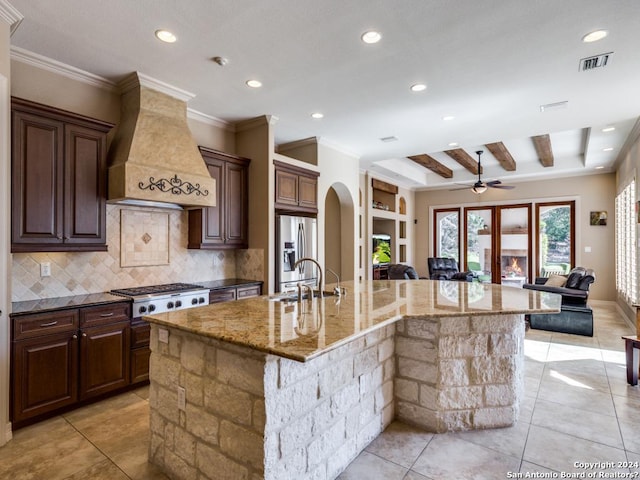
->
[537,376,616,417]
[519,461,559,476]
[337,451,407,480]
[364,421,433,468]
[531,398,624,449]
[450,418,531,459]
[403,471,431,479]
[524,424,627,473]
[63,459,130,480]
[411,435,520,480]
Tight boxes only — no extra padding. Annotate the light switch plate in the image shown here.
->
[584,246,592,253]
[40,262,51,277]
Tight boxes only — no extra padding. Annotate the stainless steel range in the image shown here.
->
[110,283,210,317]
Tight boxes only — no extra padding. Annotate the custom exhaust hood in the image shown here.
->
[107,72,216,209]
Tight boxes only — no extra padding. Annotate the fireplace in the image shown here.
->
[500,250,528,286]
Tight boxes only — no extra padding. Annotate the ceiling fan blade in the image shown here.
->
[486,180,502,186]
[489,184,515,189]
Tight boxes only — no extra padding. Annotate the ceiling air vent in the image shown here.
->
[579,52,612,71]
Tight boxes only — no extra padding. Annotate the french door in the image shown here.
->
[464,204,532,285]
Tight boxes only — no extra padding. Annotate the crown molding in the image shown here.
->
[10,46,117,91]
[0,1,23,35]
[187,108,235,132]
[235,114,279,133]
[118,71,195,102]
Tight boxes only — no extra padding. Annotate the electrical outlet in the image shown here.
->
[159,328,169,343]
[177,386,186,411]
[40,262,51,277]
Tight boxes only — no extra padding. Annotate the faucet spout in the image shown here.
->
[293,257,324,298]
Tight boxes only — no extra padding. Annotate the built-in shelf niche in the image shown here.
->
[399,244,407,262]
[371,178,397,212]
[399,197,406,215]
[399,221,406,239]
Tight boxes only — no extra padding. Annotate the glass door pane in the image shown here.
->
[536,201,575,277]
[465,207,493,283]
[434,209,459,261]
[498,204,531,287]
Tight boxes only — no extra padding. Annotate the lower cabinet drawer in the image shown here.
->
[131,321,150,348]
[12,309,78,341]
[80,302,131,328]
[209,289,236,303]
[237,285,262,299]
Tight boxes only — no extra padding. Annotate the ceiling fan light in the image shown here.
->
[472,185,487,194]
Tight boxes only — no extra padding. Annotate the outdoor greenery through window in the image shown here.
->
[537,202,574,277]
[435,209,459,261]
[615,179,637,303]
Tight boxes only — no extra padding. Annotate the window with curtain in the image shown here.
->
[615,179,636,304]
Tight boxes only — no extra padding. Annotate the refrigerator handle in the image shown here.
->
[297,223,304,274]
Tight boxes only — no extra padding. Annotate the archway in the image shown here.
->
[324,183,355,282]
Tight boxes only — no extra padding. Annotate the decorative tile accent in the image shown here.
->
[120,209,169,267]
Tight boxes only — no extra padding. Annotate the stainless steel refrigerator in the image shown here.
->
[276,215,318,292]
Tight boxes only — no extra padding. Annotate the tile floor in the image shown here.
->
[1,303,639,480]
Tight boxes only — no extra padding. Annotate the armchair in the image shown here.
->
[427,258,473,282]
[388,263,420,280]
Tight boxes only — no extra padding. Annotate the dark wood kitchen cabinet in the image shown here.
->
[11,301,131,428]
[274,160,319,213]
[188,147,250,249]
[11,97,113,253]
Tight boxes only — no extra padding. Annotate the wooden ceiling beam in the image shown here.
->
[485,142,516,171]
[444,148,481,175]
[532,134,554,167]
[407,154,453,178]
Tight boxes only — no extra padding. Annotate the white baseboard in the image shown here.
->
[0,421,12,446]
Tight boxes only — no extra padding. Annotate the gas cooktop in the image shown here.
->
[110,283,205,298]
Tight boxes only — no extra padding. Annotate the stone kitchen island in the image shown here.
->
[143,279,560,480]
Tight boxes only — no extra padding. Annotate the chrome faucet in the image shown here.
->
[326,268,345,297]
[293,257,324,298]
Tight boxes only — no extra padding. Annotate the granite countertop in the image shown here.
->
[11,278,263,316]
[11,292,128,316]
[143,279,561,362]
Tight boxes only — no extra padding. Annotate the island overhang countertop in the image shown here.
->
[143,279,560,362]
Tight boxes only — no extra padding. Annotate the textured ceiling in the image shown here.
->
[7,0,640,189]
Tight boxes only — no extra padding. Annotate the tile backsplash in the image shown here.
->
[11,204,264,302]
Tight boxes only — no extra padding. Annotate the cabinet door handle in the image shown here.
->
[72,334,78,340]
[82,332,87,337]
[99,312,115,317]
[57,235,63,240]
[40,321,58,327]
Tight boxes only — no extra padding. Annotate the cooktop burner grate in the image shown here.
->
[110,283,205,297]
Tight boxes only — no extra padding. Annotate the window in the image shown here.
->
[434,208,459,261]
[615,179,636,303]
[536,201,575,277]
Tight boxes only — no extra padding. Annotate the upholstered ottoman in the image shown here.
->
[528,305,594,337]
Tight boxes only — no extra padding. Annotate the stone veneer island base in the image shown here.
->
[145,280,556,480]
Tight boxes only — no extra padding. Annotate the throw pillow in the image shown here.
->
[545,274,567,287]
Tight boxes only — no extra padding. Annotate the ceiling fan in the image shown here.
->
[450,150,515,194]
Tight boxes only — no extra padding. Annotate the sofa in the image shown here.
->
[427,258,473,282]
[522,267,596,336]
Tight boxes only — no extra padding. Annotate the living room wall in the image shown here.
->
[414,172,616,302]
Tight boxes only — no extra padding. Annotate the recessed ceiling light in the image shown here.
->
[361,31,382,44]
[582,30,608,43]
[442,115,455,121]
[155,29,177,43]
[410,83,427,92]
[602,126,615,132]
[311,112,324,119]
[448,142,459,147]
[595,166,605,169]
[602,147,614,152]
[246,79,262,88]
